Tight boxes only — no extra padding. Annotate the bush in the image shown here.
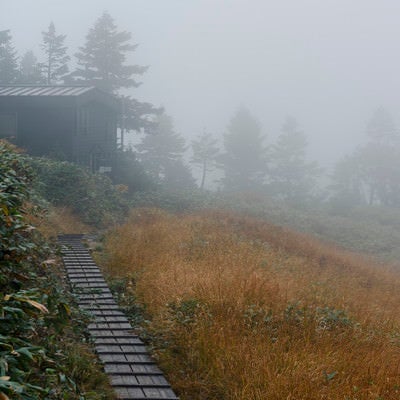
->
[30,158,129,227]
[0,141,114,399]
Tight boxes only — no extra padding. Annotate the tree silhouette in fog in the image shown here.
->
[331,108,400,208]
[41,22,70,84]
[269,117,320,203]
[191,131,220,190]
[18,50,45,84]
[136,114,195,190]
[71,12,147,94]
[0,30,19,84]
[220,107,267,192]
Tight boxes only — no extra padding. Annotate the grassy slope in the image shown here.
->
[102,208,400,400]
[132,190,400,263]
[215,194,400,263]
[13,147,400,398]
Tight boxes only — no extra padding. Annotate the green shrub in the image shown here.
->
[0,142,113,399]
[30,158,128,227]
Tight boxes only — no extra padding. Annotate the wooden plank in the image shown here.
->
[59,235,179,400]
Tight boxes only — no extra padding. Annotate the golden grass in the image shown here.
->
[104,208,400,399]
[31,206,92,238]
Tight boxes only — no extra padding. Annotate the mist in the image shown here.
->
[5,0,400,168]
[5,4,400,398]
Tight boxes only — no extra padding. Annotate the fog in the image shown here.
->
[4,0,400,166]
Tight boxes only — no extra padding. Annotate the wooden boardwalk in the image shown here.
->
[58,234,179,400]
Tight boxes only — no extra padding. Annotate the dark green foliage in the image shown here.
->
[167,299,206,326]
[41,22,70,84]
[316,307,353,330]
[0,143,39,285]
[113,149,155,194]
[30,158,128,227]
[107,277,147,327]
[0,141,112,399]
[119,95,163,138]
[136,114,195,190]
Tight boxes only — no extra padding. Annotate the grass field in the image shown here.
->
[102,208,400,400]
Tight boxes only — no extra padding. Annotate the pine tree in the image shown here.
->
[0,30,19,84]
[163,159,196,190]
[113,149,153,193]
[330,109,400,208]
[41,22,70,84]
[220,107,267,192]
[119,95,163,148]
[71,12,147,93]
[191,131,220,189]
[18,51,45,84]
[366,107,398,144]
[136,114,194,188]
[329,153,365,211]
[269,117,320,202]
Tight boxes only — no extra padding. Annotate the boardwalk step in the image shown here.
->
[58,234,179,400]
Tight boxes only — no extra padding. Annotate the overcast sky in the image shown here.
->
[4,0,400,166]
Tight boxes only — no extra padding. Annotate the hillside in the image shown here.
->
[100,208,400,400]
[131,190,400,263]
[4,140,400,399]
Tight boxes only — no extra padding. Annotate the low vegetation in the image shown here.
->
[131,189,400,262]
[102,208,400,400]
[5,138,400,399]
[0,141,114,399]
[31,157,128,228]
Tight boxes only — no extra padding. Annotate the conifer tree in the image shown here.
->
[366,107,398,144]
[119,95,163,148]
[136,114,195,189]
[72,12,147,94]
[19,51,45,84]
[330,109,400,208]
[329,153,365,210]
[0,30,19,84]
[41,22,70,84]
[269,117,320,202]
[220,107,267,192]
[191,131,220,189]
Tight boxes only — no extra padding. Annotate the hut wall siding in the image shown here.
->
[0,90,118,171]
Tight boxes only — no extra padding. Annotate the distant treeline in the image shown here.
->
[1,14,399,211]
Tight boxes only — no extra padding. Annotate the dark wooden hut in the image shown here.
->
[0,85,119,172]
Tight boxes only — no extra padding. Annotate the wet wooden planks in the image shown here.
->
[58,234,179,400]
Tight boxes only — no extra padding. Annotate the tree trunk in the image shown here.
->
[200,160,207,190]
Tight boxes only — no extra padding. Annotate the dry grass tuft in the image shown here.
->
[104,208,400,399]
[32,206,92,238]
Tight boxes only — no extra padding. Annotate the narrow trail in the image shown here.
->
[58,234,179,400]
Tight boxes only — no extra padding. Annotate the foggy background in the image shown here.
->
[4,0,400,167]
